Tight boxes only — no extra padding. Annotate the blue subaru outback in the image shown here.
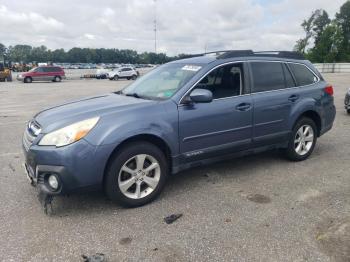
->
[23,50,336,208]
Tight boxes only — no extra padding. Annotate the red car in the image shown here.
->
[17,66,66,83]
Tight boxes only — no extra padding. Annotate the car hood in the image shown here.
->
[34,93,154,133]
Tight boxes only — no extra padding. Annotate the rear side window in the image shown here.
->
[288,63,317,86]
[52,67,62,72]
[283,64,296,88]
[251,62,285,93]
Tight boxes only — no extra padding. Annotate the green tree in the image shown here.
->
[0,43,6,60]
[294,9,331,54]
[335,0,350,61]
[309,22,344,62]
[8,45,32,62]
[312,9,331,45]
[30,45,48,62]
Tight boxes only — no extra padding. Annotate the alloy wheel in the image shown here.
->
[294,124,314,156]
[118,154,161,199]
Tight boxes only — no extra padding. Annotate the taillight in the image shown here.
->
[324,85,334,96]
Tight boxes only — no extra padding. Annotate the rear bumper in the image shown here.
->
[320,104,336,136]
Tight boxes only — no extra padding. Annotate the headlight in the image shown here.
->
[39,117,99,147]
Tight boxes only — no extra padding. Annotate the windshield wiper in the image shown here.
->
[124,92,141,98]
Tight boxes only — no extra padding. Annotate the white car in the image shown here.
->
[108,67,139,80]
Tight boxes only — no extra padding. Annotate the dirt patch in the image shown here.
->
[247,194,271,204]
[119,237,132,245]
[316,217,350,262]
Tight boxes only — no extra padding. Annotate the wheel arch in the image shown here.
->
[24,76,32,82]
[295,110,322,137]
[103,134,172,185]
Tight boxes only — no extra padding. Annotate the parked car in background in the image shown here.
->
[345,89,350,114]
[96,68,109,79]
[17,66,65,83]
[22,50,335,208]
[108,67,139,80]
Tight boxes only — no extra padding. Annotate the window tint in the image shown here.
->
[52,67,61,72]
[195,63,243,99]
[251,62,285,93]
[35,67,44,72]
[283,64,296,88]
[288,63,317,86]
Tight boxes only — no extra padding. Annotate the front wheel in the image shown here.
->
[24,77,32,83]
[284,117,317,161]
[113,75,119,81]
[347,109,350,114]
[131,75,137,80]
[104,142,168,207]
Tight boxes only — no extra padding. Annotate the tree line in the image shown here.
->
[294,0,350,63]
[0,44,192,65]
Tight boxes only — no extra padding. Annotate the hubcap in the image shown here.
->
[294,125,314,156]
[118,154,161,199]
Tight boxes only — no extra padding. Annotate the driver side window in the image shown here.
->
[195,63,244,99]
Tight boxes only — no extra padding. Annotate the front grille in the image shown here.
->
[23,120,41,151]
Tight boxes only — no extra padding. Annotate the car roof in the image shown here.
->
[170,50,308,65]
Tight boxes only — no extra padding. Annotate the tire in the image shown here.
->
[284,117,317,161]
[347,109,350,114]
[104,142,168,207]
[54,76,61,82]
[24,77,32,83]
[113,75,119,81]
[131,75,137,80]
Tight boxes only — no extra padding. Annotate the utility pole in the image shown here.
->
[154,0,157,54]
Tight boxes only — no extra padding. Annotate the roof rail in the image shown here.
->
[253,51,305,60]
[215,50,305,60]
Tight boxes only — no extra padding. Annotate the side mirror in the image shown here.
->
[189,88,213,103]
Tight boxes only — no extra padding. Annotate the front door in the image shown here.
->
[178,62,253,162]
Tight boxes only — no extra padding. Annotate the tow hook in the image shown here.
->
[38,191,54,215]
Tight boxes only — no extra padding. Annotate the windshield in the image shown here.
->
[121,63,203,100]
[29,67,38,72]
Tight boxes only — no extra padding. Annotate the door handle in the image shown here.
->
[288,94,299,102]
[235,103,251,111]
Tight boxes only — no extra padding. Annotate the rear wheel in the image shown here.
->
[284,117,317,161]
[105,142,168,207]
[24,77,32,83]
[54,76,61,82]
[347,109,350,114]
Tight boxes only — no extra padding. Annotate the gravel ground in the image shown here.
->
[0,75,349,262]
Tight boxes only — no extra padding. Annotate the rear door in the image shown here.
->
[250,61,298,147]
[42,67,54,80]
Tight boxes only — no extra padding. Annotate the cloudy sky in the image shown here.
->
[0,0,346,55]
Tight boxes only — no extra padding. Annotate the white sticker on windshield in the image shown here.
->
[182,65,202,71]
